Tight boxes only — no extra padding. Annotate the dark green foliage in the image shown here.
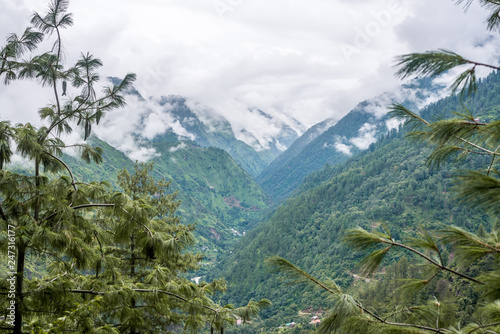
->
[257,107,373,203]
[256,7,500,329]
[0,2,271,332]
[395,50,480,97]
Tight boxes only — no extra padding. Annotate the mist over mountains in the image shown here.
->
[52,73,457,271]
[92,78,306,176]
[89,76,447,185]
[5,1,500,332]
[257,77,447,201]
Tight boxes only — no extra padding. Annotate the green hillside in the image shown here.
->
[150,142,270,247]
[209,72,500,329]
[256,78,442,203]
[256,107,373,202]
[64,138,270,263]
[107,79,278,177]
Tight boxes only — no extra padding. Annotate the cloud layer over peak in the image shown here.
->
[1,0,499,145]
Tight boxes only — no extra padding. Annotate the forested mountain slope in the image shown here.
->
[210,72,500,328]
[149,96,277,176]
[257,78,444,203]
[257,106,379,202]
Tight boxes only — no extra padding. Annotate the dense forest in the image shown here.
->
[210,71,500,332]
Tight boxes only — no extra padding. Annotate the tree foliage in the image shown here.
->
[0,1,269,333]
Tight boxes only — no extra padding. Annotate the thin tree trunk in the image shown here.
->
[130,234,137,334]
[34,158,40,222]
[14,158,41,333]
[130,234,135,277]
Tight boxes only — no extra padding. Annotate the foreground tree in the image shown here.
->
[269,1,500,333]
[0,0,136,332]
[0,1,270,333]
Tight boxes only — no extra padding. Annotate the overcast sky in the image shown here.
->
[1,0,499,140]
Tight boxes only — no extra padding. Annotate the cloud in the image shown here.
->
[334,142,353,156]
[91,92,198,161]
[169,142,187,152]
[141,99,197,141]
[185,99,232,133]
[385,118,402,131]
[350,123,377,150]
[328,122,378,156]
[8,153,33,170]
[0,81,52,126]
[1,0,499,150]
[363,92,395,119]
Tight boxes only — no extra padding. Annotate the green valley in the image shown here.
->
[64,137,270,264]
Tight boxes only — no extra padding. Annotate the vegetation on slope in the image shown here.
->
[257,78,441,203]
[211,71,500,330]
[0,2,271,332]
[65,138,270,263]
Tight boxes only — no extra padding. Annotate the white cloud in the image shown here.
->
[350,123,377,150]
[1,0,498,147]
[386,118,402,131]
[334,142,353,156]
[91,93,197,161]
[363,93,395,119]
[8,153,33,170]
[169,142,187,152]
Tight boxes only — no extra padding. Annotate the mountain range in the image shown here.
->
[104,78,306,177]
[257,77,446,202]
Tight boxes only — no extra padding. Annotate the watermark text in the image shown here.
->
[5,224,16,327]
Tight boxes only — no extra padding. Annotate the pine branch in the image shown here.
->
[267,256,447,333]
[394,50,499,97]
[467,322,500,334]
[454,171,500,216]
[382,240,482,284]
[383,307,416,322]
[43,151,77,193]
[41,203,115,223]
[69,289,218,313]
[389,103,429,132]
[390,103,499,171]
[344,228,484,284]
[266,256,342,295]
[395,49,500,78]
[487,146,500,175]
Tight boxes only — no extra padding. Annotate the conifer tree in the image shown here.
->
[0,1,270,333]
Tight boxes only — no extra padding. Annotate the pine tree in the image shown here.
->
[0,0,136,332]
[0,1,271,333]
